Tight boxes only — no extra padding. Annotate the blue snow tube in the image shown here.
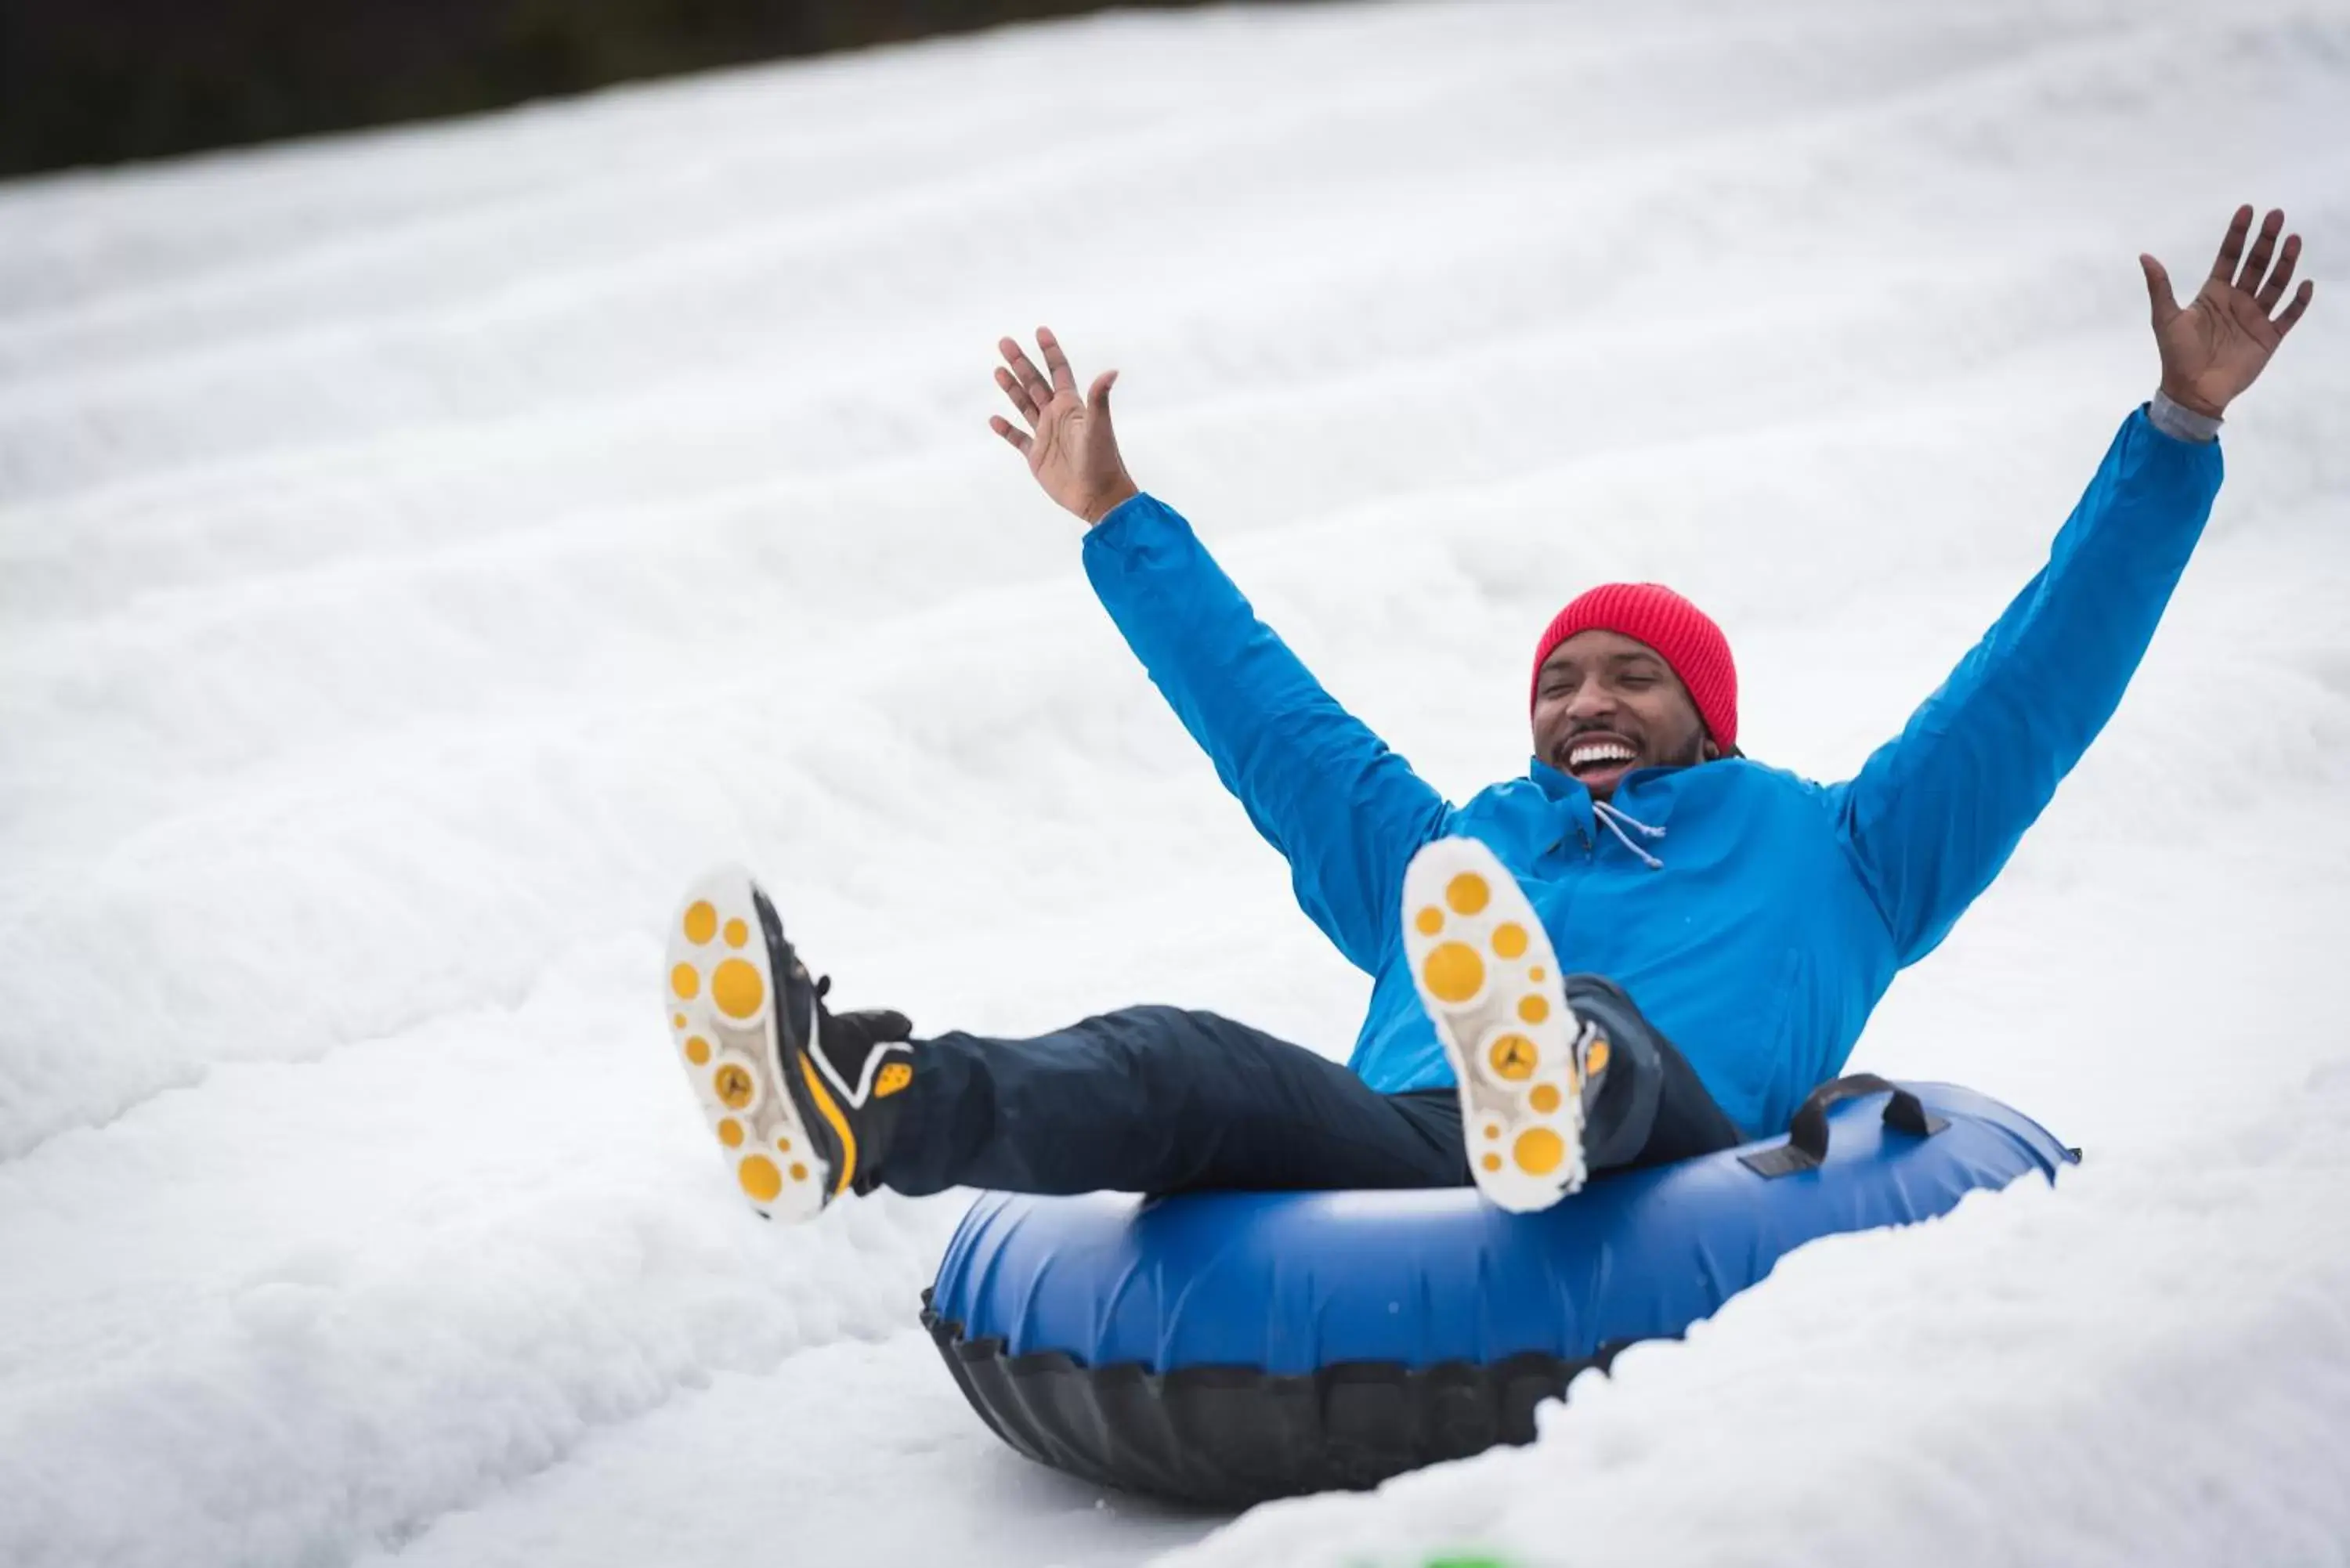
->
[921,1076,2074,1504]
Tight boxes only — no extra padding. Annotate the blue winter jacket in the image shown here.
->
[1083,408,2223,1137]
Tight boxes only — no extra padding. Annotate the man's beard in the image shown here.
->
[1551,727,1713,777]
[1659,731,1712,770]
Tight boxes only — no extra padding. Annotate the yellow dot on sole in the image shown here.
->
[1415,905,1444,936]
[1514,1127,1566,1176]
[717,1118,745,1148]
[1491,922,1528,959]
[671,1013,686,1030]
[711,958,765,1021]
[739,1154,783,1202]
[683,1035,711,1065]
[1518,995,1549,1024]
[669,963,700,1000]
[1444,873,1490,916]
[714,1064,755,1109]
[1488,1034,1538,1082]
[1481,1153,1503,1172]
[1530,966,1546,982]
[724,917,750,948]
[789,1162,810,1183]
[682,901,718,945]
[775,1134,791,1152]
[1422,942,1485,1004]
[1529,1083,1563,1115]
[1587,1037,1611,1077]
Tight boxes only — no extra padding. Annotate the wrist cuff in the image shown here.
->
[2149,390,2223,444]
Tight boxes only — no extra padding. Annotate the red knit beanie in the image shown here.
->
[1529,583,1738,752]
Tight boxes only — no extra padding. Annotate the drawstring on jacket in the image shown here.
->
[1593,798,1668,870]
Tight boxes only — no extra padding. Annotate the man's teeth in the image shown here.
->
[1568,742,1636,771]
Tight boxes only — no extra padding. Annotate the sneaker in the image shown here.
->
[1401,836,1589,1212]
[661,864,916,1221]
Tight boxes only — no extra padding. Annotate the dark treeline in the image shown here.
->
[0,0,1297,179]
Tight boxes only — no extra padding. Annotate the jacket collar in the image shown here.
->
[1528,755,1687,802]
[1527,756,1694,822]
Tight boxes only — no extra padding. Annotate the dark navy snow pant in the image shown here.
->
[870,975,1744,1197]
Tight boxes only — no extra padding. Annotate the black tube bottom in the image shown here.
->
[920,1290,1622,1507]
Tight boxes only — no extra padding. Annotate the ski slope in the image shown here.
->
[4,0,2348,1563]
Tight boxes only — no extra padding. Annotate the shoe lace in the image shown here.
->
[803,971,913,1052]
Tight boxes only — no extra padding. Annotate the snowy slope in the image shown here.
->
[3,0,2348,1564]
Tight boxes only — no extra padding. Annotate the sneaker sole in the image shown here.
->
[662,865,833,1222]
[1401,836,1588,1212]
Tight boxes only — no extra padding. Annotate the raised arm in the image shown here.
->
[989,328,1448,970]
[1831,206,2313,964]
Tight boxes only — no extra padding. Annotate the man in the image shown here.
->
[659,207,2312,1223]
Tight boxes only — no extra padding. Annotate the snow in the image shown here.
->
[2,0,2346,1564]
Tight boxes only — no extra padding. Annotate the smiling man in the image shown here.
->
[1535,598,1733,799]
[659,208,2313,1223]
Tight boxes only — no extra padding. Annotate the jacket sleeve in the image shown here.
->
[1828,407,2224,966]
[1083,493,1451,972]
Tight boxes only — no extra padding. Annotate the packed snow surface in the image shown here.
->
[4,0,2348,1563]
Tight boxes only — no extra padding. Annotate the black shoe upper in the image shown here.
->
[810,976,915,1085]
[750,884,916,1200]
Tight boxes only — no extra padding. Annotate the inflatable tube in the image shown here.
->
[922,1078,2073,1505]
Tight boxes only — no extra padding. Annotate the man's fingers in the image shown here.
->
[1086,368,1118,418]
[2235,208,2283,293]
[995,366,1040,426]
[1037,326,1079,396]
[998,335,1054,409]
[989,414,1033,455]
[2140,254,2178,326]
[2207,204,2254,284]
[2275,278,2315,338]
[2255,233,2302,312]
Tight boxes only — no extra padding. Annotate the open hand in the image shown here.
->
[989,327,1139,526]
[2140,206,2316,419]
